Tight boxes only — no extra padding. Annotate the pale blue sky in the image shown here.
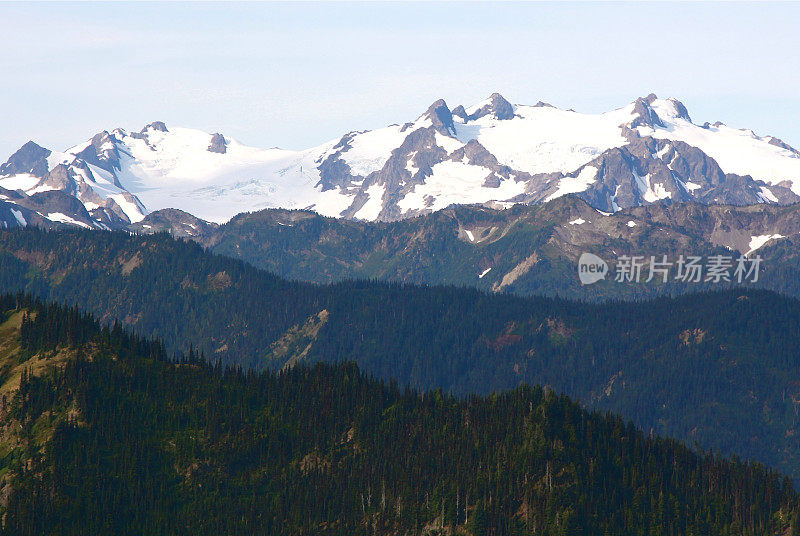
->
[2,1,799,158]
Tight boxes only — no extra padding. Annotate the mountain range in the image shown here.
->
[195,196,800,298]
[4,89,800,531]
[3,93,800,232]
[3,228,800,484]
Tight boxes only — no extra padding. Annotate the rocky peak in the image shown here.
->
[451,105,468,120]
[468,93,515,121]
[36,164,77,195]
[127,121,169,145]
[29,189,95,223]
[208,133,227,154]
[766,136,800,156]
[73,131,122,175]
[142,121,168,133]
[421,99,456,136]
[0,141,52,178]
[630,93,665,129]
[667,98,692,122]
[449,139,501,169]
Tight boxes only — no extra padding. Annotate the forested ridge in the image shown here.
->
[0,228,799,483]
[201,199,800,300]
[0,296,798,535]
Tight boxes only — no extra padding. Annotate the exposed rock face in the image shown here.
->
[0,141,51,178]
[90,203,132,229]
[208,133,227,154]
[343,127,451,220]
[421,99,456,136]
[0,183,101,230]
[468,92,514,121]
[767,136,800,156]
[72,131,122,179]
[0,200,49,229]
[144,121,168,132]
[451,105,468,120]
[449,139,523,189]
[35,164,78,196]
[0,136,147,228]
[565,136,800,213]
[30,190,94,220]
[127,121,169,143]
[489,129,800,215]
[668,98,692,122]
[630,94,665,129]
[316,133,358,192]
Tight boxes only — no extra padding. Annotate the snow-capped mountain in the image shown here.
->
[2,93,800,229]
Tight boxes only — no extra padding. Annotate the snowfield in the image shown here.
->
[455,104,636,174]
[4,93,800,227]
[641,99,800,194]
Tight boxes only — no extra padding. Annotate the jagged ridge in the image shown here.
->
[2,93,800,230]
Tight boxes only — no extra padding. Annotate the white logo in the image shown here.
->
[577,253,763,285]
[578,253,608,285]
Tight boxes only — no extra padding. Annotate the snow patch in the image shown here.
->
[634,171,672,203]
[46,212,92,229]
[434,132,464,154]
[398,161,525,214]
[340,125,408,177]
[405,151,419,176]
[0,174,41,192]
[747,234,784,255]
[108,194,146,224]
[545,166,598,202]
[684,181,702,192]
[10,209,26,227]
[45,150,75,170]
[758,186,779,203]
[354,183,385,220]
